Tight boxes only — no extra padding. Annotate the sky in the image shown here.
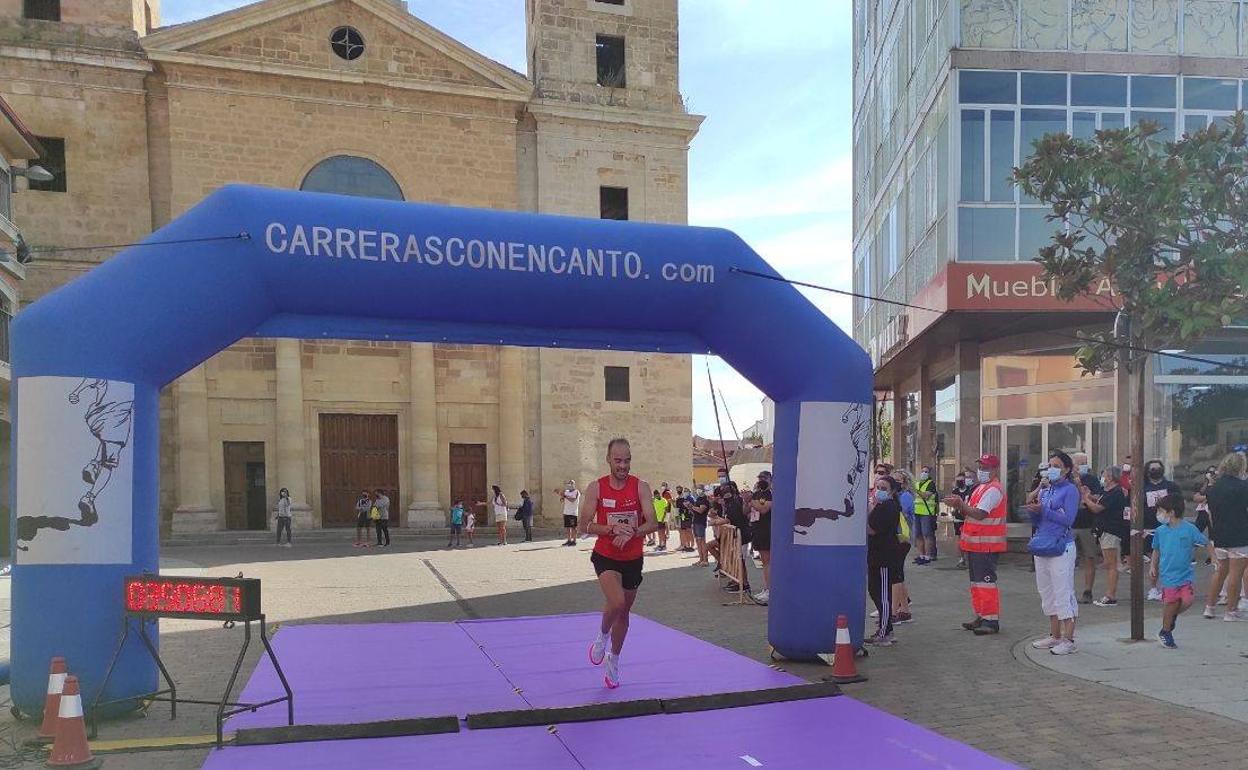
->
[162,0,855,439]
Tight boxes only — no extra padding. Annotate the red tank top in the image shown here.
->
[593,475,644,561]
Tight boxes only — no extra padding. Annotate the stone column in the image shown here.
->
[498,346,527,529]
[406,343,443,528]
[275,339,314,529]
[890,385,907,469]
[172,365,219,534]
[917,363,935,472]
[955,341,982,471]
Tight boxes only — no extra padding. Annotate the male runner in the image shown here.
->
[581,437,657,688]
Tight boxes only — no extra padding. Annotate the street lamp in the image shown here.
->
[9,164,53,183]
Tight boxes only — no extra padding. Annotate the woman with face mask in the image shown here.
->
[1082,466,1129,606]
[1142,461,1182,601]
[1022,452,1082,655]
[866,475,905,646]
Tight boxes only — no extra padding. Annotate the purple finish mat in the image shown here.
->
[201,724,579,770]
[203,697,1017,770]
[226,622,524,730]
[206,614,1017,769]
[557,696,1019,769]
[457,613,803,707]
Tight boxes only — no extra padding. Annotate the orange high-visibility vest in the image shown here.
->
[961,480,1007,553]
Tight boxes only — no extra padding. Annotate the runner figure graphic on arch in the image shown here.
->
[581,437,658,689]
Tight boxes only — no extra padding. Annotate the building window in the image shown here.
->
[600,186,629,220]
[596,35,626,87]
[30,136,66,192]
[300,155,403,201]
[329,26,366,61]
[604,366,630,402]
[23,0,60,21]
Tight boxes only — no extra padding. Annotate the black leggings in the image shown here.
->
[521,517,533,541]
[275,517,292,544]
[868,563,894,636]
[375,519,390,545]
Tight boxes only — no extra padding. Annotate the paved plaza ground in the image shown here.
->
[0,533,1246,769]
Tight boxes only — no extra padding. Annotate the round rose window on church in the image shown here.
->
[329,26,365,61]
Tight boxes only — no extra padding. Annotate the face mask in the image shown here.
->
[874,489,890,503]
[977,470,991,483]
[1078,464,1090,474]
[1148,468,1163,480]
[1122,464,1132,472]
[1156,511,1171,525]
[955,479,965,488]
[919,472,930,481]
[1046,467,1063,483]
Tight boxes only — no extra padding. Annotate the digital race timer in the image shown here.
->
[123,575,262,621]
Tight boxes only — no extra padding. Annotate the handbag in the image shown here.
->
[1028,528,1070,557]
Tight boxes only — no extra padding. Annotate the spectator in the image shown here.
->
[943,454,1006,636]
[274,487,293,547]
[718,483,752,593]
[951,470,975,568]
[912,464,938,564]
[373,488,391,547]
[890,470,914,623]
[555,480,581,547]
[448,500,465,548]
[463,500,477,547]
[1204,452,1248,621]
[651,489,670,553]
[1083,466,1129,607]
[478,485,509,546]
[867,474,904,647]
[1193,467,1216,565]
[751,478,774,605]
[674,486,694,552]
[691,486,711,567]
[354,490,372,548]
[1025,452,1080,655]
[1142,460,1183,602]
[1120,455,1133,492]
[517,490,534,542]
[1150,494,1206,648]
[1071,452,1103,604]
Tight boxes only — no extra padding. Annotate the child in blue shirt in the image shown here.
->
[448,500,465,549]
[1150,495,1207,649]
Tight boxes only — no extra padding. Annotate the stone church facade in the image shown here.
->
[1,0,701,533]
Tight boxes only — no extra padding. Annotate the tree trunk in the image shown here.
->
[1129,351,1147,641]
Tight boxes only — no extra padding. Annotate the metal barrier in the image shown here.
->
[715,525,751,606]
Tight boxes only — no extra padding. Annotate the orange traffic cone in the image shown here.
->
[45,676,100,769]
[829,614,867,684]
[36,657,67,743]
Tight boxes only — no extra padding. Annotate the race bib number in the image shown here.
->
[1123,506,1132,522]
[607,512,638,528]
[1145,490,1165,508]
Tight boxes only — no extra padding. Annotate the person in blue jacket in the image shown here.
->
[1024,451,1081,656]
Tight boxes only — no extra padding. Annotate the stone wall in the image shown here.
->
[529,0,681,112]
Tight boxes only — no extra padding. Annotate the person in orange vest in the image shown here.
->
[943,453,1008,635]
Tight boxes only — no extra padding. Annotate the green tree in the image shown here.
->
[1014,116,1248,639]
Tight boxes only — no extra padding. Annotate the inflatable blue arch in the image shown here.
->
[9,185,872,715]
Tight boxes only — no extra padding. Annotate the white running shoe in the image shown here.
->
[869,609,880,618]
[1239,599,1248,612]
[589,635,607,666]
[1050,639,1078,656]
[1223,610,1246,622]
[604,653,620,689]
[753,589,769,605]
[1146,587,1163,602]
[1203,605,1217,619]
[1031,636,1061,650]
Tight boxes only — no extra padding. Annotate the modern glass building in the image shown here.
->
[852,1,1248,519]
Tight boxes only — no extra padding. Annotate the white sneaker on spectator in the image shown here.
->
[1203,605,1216,619]
[1146,587,1163,601]
[1031,636,1061,650]
[1050,639,1078,656]
[1238,599,1248,612]
[869,609,879,618]
[1223,610,1246,622]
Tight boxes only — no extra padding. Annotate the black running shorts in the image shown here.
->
[591,551,644,591]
